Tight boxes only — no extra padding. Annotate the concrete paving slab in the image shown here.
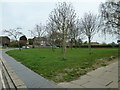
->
[71,75,93,85]
[107,82,118,88]
[13,78,26,87]
[88,77,112,86]
[81,81,107,88]
[86,67,107,77]
[0,60,2,89]
[58,83,85,88]
[98,72,118,82]
[66,89,85,90]
[71,79,90,86]
[0,73,2,89]
[105,62,118,70]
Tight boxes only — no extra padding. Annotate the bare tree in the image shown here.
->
[68,20,78,49]
[100,1,120,38]
[46,21,56,49]
[29,23,46,48]
[68,19,84,49]
[48,2,77,59]
[80,13,100,54]
[4,27,23,50]
[46,21,62,52]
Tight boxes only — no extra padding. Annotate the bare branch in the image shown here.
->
[48,2,77,59]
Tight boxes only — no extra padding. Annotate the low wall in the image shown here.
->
[0,55,27,89]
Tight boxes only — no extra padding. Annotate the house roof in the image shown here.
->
[0,36,10,40]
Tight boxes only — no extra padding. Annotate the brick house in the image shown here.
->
[0,36,10,46]
[90,42,100,45]
[33,37,50,46]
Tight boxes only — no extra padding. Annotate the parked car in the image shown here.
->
[50,46,59,48]
[22,46,30,49]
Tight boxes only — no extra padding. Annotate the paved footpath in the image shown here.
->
[58,60,119,88]
[0,49,59,88]
[0,49,3,89]
[0,74,2,89]
[0,63,2,89]
[0,50,2,89]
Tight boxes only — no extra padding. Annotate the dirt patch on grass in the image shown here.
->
[64,68,74,72]
[55,57,118,83]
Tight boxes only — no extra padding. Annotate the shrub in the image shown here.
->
[9,41,19,47]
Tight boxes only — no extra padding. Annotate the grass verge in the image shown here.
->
[6,48,118,82]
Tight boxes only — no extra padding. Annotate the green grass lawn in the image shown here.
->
[6,48,118,82]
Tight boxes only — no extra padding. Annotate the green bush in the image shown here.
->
[81,44,119,48]
[9,41,19,48]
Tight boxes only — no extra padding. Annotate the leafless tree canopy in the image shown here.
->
[48,2,77,59]
[68,19,84,48]
[80,12,99,53]
[30,23,46,38]
[4,27,23,50]
[29,23,46,47]
[4,28,23,41]
[49,2,76,34]
[100,1,120,36]
[80,13,99,38]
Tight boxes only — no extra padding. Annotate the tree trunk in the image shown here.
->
[88,36,91,54]
[71,43,73,50]
[70,39,73,50]
[51,43,55,52]
[62,33,66,60]
[17,40,21,51]
[74,39,77,48]
[32,40,35,48]
[39,38,41,49]
[59,41,61,48]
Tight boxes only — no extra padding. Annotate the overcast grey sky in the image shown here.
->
[0,0,117,43]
